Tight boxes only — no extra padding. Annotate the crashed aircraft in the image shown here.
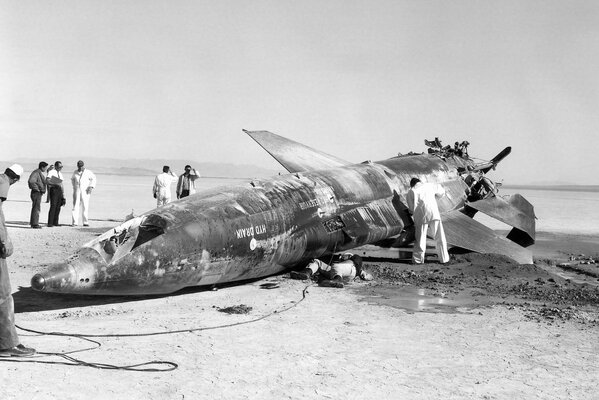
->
[31,130,535,295]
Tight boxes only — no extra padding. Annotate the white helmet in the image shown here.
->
[8,164,24,177]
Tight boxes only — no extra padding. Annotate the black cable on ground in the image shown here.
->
[4,283,311,372]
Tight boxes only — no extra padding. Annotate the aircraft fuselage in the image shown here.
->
[31,154,471,295]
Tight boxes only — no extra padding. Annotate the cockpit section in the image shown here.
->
[87,214,168,264]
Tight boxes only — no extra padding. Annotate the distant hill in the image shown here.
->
[503,184,599,193]
[1,158,282,179]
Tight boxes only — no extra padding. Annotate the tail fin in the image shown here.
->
[244,130,351,173]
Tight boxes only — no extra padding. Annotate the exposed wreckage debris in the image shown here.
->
[31,130,535,295]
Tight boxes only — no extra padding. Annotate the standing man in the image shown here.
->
[27,161,48,229]
[0,164,36,357]
[71,160,96,227]
[153,166,178,206]
[176,165,200,199]
[406,178,450,265]
[46,161,65,227]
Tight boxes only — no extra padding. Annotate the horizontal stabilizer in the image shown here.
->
[467,194,536,247]
[473,146,511,174]
[244,130,351,173]
[443,210,533,264]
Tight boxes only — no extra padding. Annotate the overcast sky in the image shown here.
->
[1,0,598,184]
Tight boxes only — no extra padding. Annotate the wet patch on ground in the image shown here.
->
[355,284,494,314]
[354,253,599,324]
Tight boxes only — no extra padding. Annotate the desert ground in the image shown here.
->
[1,217,598,400]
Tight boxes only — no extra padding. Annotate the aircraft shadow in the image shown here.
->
[13,285,214,313]
[13,276,283,313]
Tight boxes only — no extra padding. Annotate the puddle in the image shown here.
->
[355,285,489,314]
[537,264,599,287]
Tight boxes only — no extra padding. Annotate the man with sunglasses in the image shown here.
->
[176,165,200,199]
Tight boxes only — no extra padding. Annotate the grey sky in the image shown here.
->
[1,0,598,184]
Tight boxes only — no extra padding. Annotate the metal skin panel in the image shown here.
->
[442,210,533,264]
[31,131,534,295]
[466,194,536,246]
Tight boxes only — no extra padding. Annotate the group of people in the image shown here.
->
[26,161,200,228]
[153,165,200,206]
[26,160,97,228]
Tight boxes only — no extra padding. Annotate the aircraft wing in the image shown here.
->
[442,209,533,264]
[244,129,352,173]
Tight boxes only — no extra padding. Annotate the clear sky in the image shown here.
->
[1,0,598,184]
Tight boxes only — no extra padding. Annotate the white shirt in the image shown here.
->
[71,169,96,191]
[406,182,445,224]
[47,169,64,185]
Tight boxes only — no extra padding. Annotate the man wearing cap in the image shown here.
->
[27,161,48,229]
[0,164,36,357]
[71,160,97,227]
[176,165,200,199]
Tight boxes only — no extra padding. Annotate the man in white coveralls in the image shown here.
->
[406,177,450,264]
[153,165,178,206]
[71,160,97,226]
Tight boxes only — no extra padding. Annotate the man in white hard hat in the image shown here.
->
[0,164,36,357]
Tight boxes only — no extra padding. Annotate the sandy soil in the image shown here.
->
[1,218,598,400]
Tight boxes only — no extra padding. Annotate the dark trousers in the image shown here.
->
[0,259,19,349]
[29,191,43,227]
[180,189,190,199]
[48,187,63,227]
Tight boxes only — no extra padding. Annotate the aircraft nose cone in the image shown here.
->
[31,274,46,291]
[29,262,81,293]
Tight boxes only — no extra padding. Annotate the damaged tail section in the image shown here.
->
[414,137,536,262]
[447,145,536,261]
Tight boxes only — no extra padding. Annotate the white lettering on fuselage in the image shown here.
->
[236,224,267,239]
[299,199,319,210]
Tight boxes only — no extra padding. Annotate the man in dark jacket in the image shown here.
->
[27,161,48,229]
[0,164,36,357]
[176,165,200,199]
[46,161,65,227]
